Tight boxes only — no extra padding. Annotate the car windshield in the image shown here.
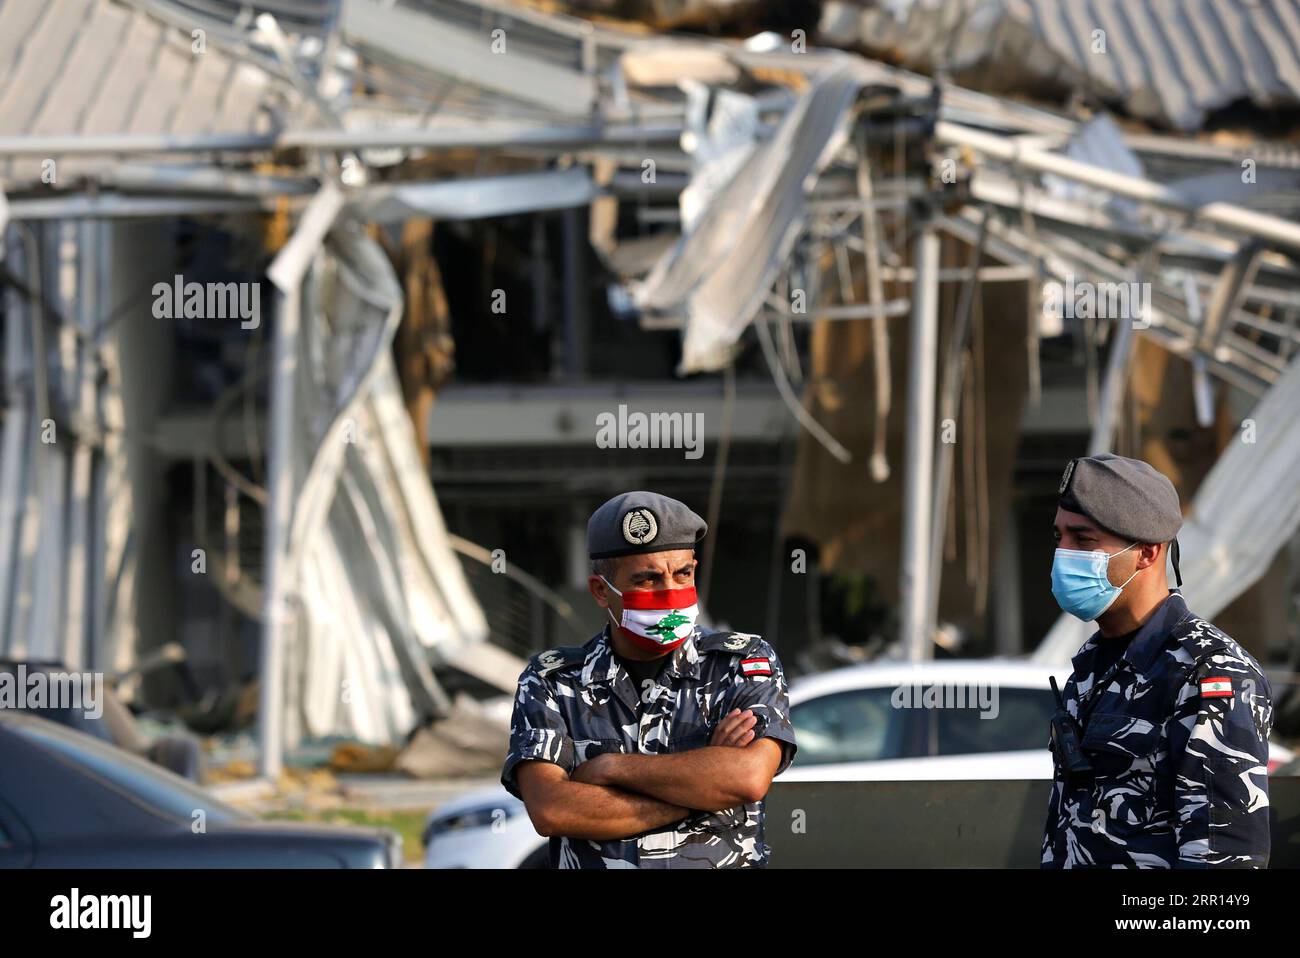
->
[790,687,906,765]
[930,687,1056,756]
[791,679,1059,764]
[9,715,247,825]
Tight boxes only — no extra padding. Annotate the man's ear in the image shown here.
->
[1136,542,1162,571]
[588,574,612,608]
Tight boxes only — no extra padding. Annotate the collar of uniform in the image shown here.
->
[580,626,621,690]
[580,625,702,689]
[1071,591,1191,677]
[664,629,703,681]
[1121,591,1191,672]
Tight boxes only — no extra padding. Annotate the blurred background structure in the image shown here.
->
[2,0,1300,796]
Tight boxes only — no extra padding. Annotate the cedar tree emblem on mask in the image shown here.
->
[647,609,690,639]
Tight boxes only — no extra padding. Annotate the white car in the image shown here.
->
[423,658,1295,866]
[781,658,1294,780]
[422,787,548,869]
[781,659,1071,781]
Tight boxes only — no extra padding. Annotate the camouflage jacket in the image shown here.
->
[501,625,797,868]
[1041,592,1273,868]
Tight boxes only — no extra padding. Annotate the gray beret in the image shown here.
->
[588,491,707,560]
[1057,453,1183,544]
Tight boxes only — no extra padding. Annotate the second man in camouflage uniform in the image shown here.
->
[1041,455,1272,868]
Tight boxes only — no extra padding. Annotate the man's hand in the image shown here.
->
[710,708,757,748]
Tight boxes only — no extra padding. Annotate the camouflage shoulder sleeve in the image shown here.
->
[695,630,765,656]
[531,645,587,676]
[500,652,581,800]
[712,635,799,776]
[1168,626,1272,869]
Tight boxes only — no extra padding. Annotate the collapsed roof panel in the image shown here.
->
[341,0,598,117]
[818,0,1300,131]
[0,0,298,182]
[635,58,872,373]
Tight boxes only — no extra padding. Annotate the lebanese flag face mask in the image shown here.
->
[600,577,699,653]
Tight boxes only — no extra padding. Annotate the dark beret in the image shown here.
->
[1057,453,1183,543]
[588,491,707,560]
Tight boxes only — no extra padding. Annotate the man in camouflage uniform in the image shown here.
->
[502,491,797,868]
[1042,454,1273,868]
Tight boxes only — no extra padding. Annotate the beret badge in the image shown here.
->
[1058,459,1076,496]
[621,508,658,546]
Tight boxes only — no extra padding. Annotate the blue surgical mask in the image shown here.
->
[1051,542,1140,621]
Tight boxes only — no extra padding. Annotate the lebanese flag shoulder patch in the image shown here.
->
[1200,676,1234,699]
[740,657,773,677]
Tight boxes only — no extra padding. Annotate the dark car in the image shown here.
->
[0,712,402,868]
[0,656,205,781]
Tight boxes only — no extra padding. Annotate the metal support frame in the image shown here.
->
[1087,244,1158,455]
[259,182,345,783]
[0,123,684,158]
[936,121,1300,252]
[1182,274,1217,428]
[925,208,990,643]
[0,222,27,646]
[899,226,941,661]
[761,300,912,322]
[940,210,1278,396]
[1199,241,1265,358]
[1087,310,1138,456]
[856,123,893,483]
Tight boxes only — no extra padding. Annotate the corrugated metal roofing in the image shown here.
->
[0,0,299,180]
[160,0,340,38]
[819,0,1300,131]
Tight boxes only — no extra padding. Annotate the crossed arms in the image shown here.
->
[515,709,784,840]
